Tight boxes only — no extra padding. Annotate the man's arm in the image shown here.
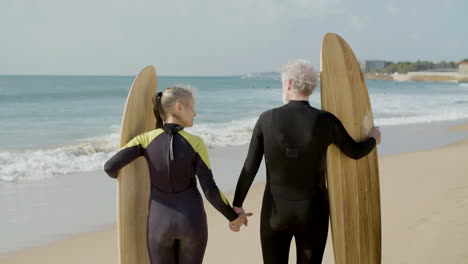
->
[324,112,376,160]
[233,114,265,207]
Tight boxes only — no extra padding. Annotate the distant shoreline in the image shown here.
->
[365,73,394,81]
[365,73,468,82]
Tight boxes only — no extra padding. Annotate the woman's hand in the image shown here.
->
[233,206,250,226]
[229,211,253,232]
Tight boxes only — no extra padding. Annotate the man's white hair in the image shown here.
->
[281,59,318,96]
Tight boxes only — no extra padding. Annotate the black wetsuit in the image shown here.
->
[233,100,376,264]
[104,124,238,264]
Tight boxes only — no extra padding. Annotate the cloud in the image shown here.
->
[408,33,420,41]
[384,2,400,16]
[351,15,369,32]
[191,0,349,25]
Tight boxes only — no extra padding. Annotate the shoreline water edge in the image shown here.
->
[1,119,468,263]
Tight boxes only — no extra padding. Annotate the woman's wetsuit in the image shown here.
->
[233,100,376,264]
[104,123,238,264]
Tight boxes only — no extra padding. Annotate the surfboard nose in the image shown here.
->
[323,33,339,44]
[137,66,156,78]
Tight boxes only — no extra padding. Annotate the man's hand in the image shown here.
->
[369,126,381,145]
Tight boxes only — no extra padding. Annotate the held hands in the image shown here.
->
[233,206,250,226]
[369,126,381,145]
[229,207,253,232]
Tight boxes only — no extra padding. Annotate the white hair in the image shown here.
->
[281,59,318,96]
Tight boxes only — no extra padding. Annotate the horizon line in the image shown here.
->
[0,74,255,78]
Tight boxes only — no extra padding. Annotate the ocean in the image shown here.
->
[1,75,468,182]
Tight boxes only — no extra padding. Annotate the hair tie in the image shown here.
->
[156,91,163,98]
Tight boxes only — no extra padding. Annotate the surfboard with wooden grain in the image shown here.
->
[118,66,157,264]
[320,33,381,264]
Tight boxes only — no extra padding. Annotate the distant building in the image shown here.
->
[360,60,391,73]
[392,61,468,82]
[458,62,468,75]
[459,62,468,82]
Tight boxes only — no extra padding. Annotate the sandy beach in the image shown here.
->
[1,123,468,264]
[450,124,468,132]
[3,0,468,262]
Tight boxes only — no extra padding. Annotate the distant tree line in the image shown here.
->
[376,59,468,74]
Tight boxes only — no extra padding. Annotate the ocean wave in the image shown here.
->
[374,112,421,119]
[375,112,468,126]
[240,72,281,80]
[186,118,258,148]
[0,118,259,182]
[3,109,468,182]
[0,134,120,182]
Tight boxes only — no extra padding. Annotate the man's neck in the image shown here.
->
[289,94,309,101]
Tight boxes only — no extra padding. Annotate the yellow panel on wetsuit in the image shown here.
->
[178,130,212,169]
[178,130,231,206]
[121,129,164,150]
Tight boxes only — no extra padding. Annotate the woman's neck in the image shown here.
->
[165,116,183,126]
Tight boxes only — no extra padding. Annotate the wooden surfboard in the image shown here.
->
[320,33,382,264]
[118,66,157,264]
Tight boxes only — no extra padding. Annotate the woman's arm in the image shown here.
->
[194,138,239,221]
[104,135,145,178]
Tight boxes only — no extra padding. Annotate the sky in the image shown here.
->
[1,0,467,76]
